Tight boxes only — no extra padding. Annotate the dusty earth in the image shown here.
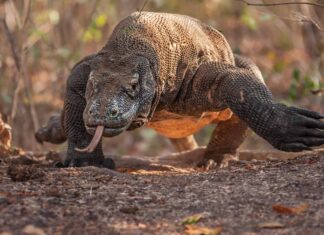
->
[0,148,324,235]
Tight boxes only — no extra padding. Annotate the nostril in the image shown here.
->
[110,108,119,117]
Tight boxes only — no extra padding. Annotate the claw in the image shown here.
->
[291,107,324,120]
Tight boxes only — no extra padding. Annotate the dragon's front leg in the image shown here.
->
[62,59,115,169]
[186,55,324,168]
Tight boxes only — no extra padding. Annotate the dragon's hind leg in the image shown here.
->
[202,114,249,169]
[169,135,198,152]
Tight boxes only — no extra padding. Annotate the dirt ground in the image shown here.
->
[0,148,324,235]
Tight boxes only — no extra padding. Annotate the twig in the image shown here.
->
[135,0,149,21]
[288,11,324,32]
[0,18,20,70]
[2,1,39,132]
[311,88,324,95]
[22,0,31,30]
[1,17,22,122]
[74,0,100,65]
[266,10,324,32]
[10,78,23,123]
[237,0,324,9]
[139,0,149,12]
[20,0,40,132]
[239,0,324,32]
[8,0,22,29]
[85,0,101,30]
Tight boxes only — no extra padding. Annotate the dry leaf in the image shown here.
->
[291,203,309,214]
[0,115,11,149]
[184,225,222,235]
[182,213,204,225]
[258,222,285,229]
[272,203,309,215]
[22,225,46,235]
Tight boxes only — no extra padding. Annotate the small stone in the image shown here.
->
[46,187,62,197]
[0,196,10,205]
[119,206,138,214]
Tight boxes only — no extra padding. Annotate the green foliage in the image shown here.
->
[240,9,258,31]
[182,213,204,225]
[48,10,60,25]
[273,60,286,73]
[259,13,273,22]
[289,68,323,101]
[277,35,293,51]
[288,69,299,101]
[82,13,108,42]
[34,9,60,25]
[56,48,71,59]
[28,28,48,42]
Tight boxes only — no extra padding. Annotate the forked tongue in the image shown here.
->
[75,125,104,153]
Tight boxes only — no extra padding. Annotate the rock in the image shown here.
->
[7,164,45,182]
[22,225,46,235]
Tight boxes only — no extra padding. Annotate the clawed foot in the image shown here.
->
[260,104,324,152]
[198,153,238,170]
[55,157,115,169]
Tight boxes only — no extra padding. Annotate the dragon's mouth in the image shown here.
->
[86,124,128,137]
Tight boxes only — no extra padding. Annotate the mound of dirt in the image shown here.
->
[0,149,323,234]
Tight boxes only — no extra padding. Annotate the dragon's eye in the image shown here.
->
[124,73,140,99]
[132,73,139,80]
[130,73,139,90]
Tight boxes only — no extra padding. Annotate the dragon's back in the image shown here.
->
[104,12,234,85]
[102,12,235,138]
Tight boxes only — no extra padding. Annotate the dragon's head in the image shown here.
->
[77,54,156,153]
[83,54,156,138]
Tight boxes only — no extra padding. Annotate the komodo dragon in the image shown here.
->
[35,12,324,169]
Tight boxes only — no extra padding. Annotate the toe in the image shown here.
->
[205,159,219,170]
[54,161,65,168]
[102,158,115,169]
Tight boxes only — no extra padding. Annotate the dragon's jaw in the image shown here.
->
[78,106,139,153]
[85,124,130,137]
[75,123,130,153]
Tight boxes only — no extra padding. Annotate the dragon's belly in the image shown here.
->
[147,109,232,138]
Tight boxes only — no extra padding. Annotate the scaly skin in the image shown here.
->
[36,12,324,169]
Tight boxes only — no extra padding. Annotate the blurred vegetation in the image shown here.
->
[0,0,323,155]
